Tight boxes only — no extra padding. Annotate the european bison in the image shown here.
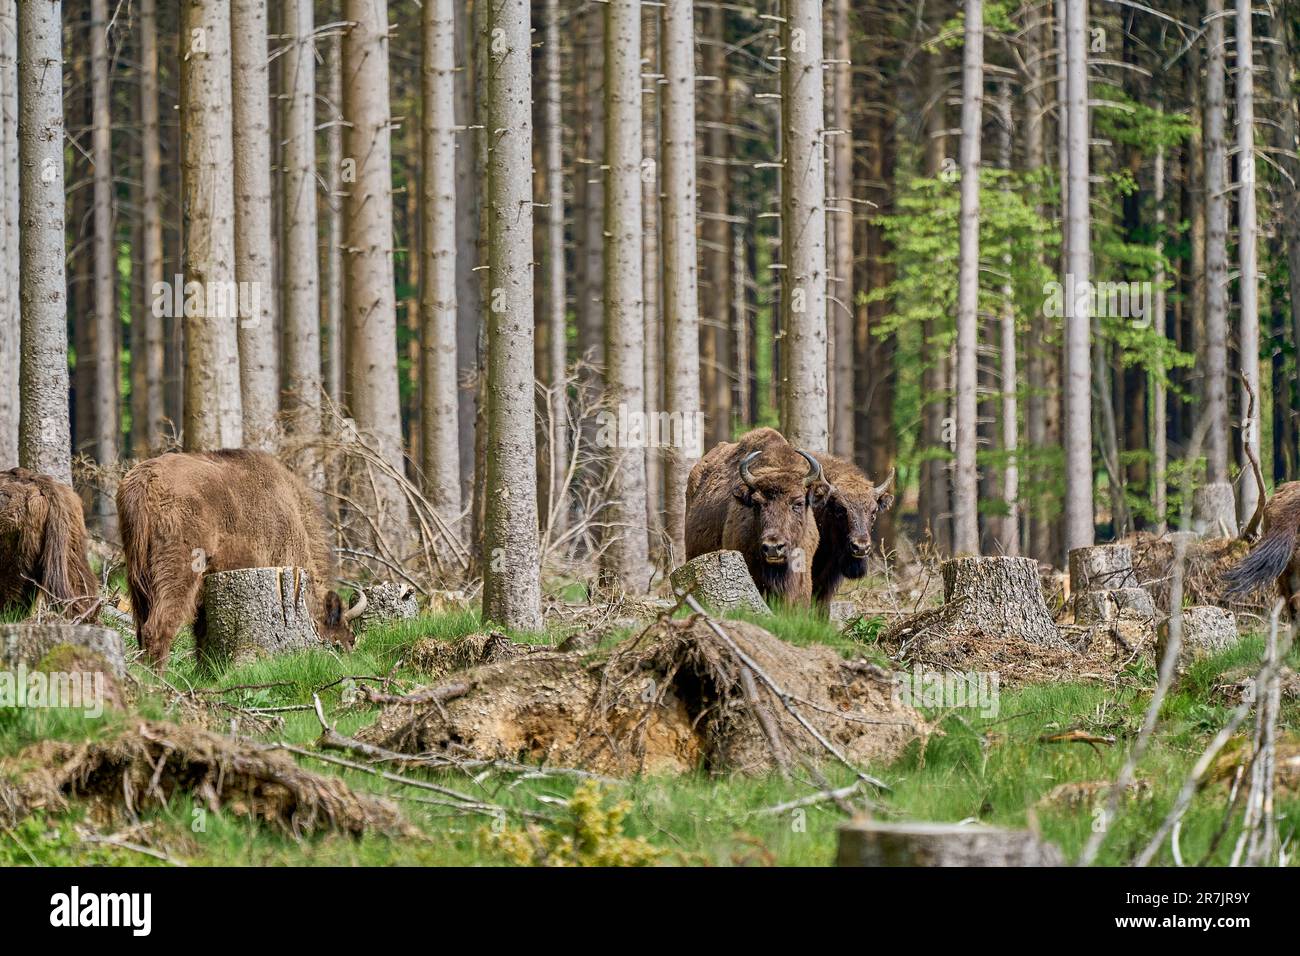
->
[810,453,895,604]
[685,428,826,605]
[0,468,99,618]
[117,449,362,667]
[1225,481,1300,614]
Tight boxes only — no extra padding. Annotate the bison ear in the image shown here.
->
[732,482,754,506]
[877,492,896,513]
[808,481,834,507]
[324,591,344,627]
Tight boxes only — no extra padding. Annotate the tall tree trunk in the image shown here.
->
[1271,4,1300,436]
[701,4,731,446]
[1023,0,1050,560]
[779,0,828,450]
[952,0,983,556]
[600,0,649,590]
[90,0,117,532]
[1153,146,1169,532]
[481,0,542,629]
[180,0,243,451]
[1203,0,1230,485]
[996,80,1019,555]
[1062,0,1094,552]
[231,0,278,450]
[323,31,344,409]
[539,0,568,544]
[418,0,460,529]
[17,0,72,481]
[137,0,164,455]
[281,0,321,454]
[642,3,662,555]
[828,0,853,457]
[660,0,701,567]
[920,59,951,552]
[1236,0,1261,520]
[454,0,481,509]
[342,0,407,531]
[0,0,15,467]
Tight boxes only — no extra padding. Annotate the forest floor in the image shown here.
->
[1,590,1297,867]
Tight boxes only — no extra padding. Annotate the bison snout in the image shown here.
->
[760,539,788,564]
[849,539,871,559]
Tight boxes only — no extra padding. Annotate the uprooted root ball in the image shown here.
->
[0,720,412,838]
[361,615,924,776]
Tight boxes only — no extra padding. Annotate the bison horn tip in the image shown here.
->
[796,449,825,487]
[739,450,762,489]
[342,589,368,624]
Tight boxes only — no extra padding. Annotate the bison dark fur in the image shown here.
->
[685,428,824,606]
[117,450,359,667]
[1224,481,1300,615]
[810,453,895,605]
[0,468,99,618]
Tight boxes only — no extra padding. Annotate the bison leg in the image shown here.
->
[139,573,204,667]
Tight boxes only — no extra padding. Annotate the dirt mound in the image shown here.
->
[1,720,412,838]
[1125,532,1253,613]
[407,630,542,680]
[361,616,924,776]
[877,611,1155,685]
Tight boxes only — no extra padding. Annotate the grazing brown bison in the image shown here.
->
[1224,481,1300,614]
[0,468,99,618]
[117,449,362,667]
[810,454,895,605]
[685,428,826,605]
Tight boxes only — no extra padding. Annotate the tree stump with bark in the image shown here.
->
[349,581,418,634]
[1192,482,1238,537]
[200,567,323,668]
[0,623,126,711]
[931,556,1062,646]
[1068,545,1156,625]
[837,820,1063,866]
[669,551,771,616]
[1156,606,1239,675]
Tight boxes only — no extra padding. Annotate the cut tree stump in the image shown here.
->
[201,567,323,667]
[1192,483,1238,537]
[0,622,126,679]
[1074,588,1156,625]
[931,556,1063,646]
[1156,606,1239,675]
[669,550,771,615]
[349,581,418,634]
[837,820,1063,866]
[1069,544,1138,593]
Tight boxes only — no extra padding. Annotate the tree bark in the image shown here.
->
[1235,0,1260,522]
[281,0,321,450]
[136,0,165,455]
[323,32,344,409]
[1203,0,1230,485]
[642,4,663,554]
[0,0,15,467]
[953,0,983,556]
[600,0,650,590]
[1153,146,1168,532]
[920,57,951,553]
[454,0,481,509]
[660,0,702,566]
[89,0,117,532]
[180,0,243,451]
[829,0,853,457]
[18,0,72,482]
[779,0,828,450]
[342,0,407,532]
[701,4,731,447]
[231,0,279,450]
[1062,0,1093,552]
[996,81,1019,556]
[419,0,460,529]
[480,0,542,630]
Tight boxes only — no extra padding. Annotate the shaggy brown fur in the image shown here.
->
[117,450,353,667]
[1224,481,1300,616]
[0,468,99,618]
[811,452,895,605]
[685,428,825,605]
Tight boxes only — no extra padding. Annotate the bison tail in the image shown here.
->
[116,473,155,626]
[1223,519,1300,598]
[36,477,98,616]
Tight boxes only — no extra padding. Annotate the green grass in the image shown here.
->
[1,605,1296,866]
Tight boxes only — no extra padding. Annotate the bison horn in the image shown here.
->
[342,589,368,624]
[739,450,761,489]
[874,467,896,497]
[796,449,825,488]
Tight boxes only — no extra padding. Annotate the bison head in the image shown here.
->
[822,467,895,576]
[0,468,98,617]
[320,589,367,649]
[731,448,825,570]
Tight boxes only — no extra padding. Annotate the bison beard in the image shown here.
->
[0,468,99,619]
[685,428,824,606]
[810,453,895,605]
[117,450,359,667]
